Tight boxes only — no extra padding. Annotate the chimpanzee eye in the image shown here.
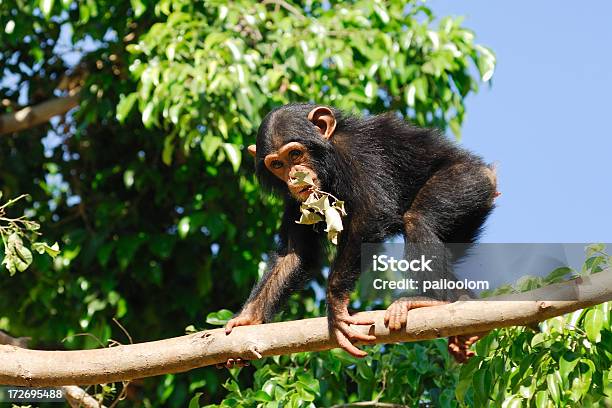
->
[271,160,283,169]
[289,150,302,160]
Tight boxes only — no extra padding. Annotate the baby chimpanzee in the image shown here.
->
[224,104,497,365]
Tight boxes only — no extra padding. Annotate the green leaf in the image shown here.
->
[116,235,145,271]
[252,391,272,402]
[373,3,390,24]
[116,93,138,123]
[472,368,491,405]
[141,102,155,127]
[413,77,429,102]
[501,395,523,408]
[544,266,571,283]
[570,359,594,401]
[201,134,222,161]
[97,242,114,267]
[131,0,146,17]
[3,233,33,274]
[405,84,416,106]
[365,81,377,99]
[31,242,61,258]
[222,143,241,172]
[178,217,191,238]
[449,117,461,139]
[546,372,561,404]
[123,169,135,188]
[530,332,546,347]
[40,0,54,18]
[217,117,229,139]
[162,135,175,165]
[206,309,234,326]
[534,391,548,408]
[4,20,15,34]
[559,352,580,378]
[166,43,176,61]
[584,308,603,342]
[299,41,317,68]
[296,373,320,394]
[475,45,496,82]
[585,243,605,257]
[188,393,202,408]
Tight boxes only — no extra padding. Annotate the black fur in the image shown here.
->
[249,103,496,317]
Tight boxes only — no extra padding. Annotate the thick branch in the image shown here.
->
[1,270,610,387]
[0,331,104,408]
[0,93,80,135]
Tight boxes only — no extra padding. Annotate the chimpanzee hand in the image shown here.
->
[219,308,264,369]
[328,298,376,358]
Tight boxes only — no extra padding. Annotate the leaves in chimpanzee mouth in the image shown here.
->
[292,171,347,245]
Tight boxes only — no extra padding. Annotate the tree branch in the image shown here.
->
[0,92,80,135]
[0,330,29,347]
[0,270,610,387]
[63,386,106,408]
[0,331,104,408]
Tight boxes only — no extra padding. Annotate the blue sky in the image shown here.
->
[428,0,612,243]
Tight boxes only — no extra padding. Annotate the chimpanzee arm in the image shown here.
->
[225,201,321,333]
[325,227,376,357]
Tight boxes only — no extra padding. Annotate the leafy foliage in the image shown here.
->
[456,301,611,407]
[456,246,612,407]
[116,0,496,164]
[197,342,458,408]
[0,194,59,275]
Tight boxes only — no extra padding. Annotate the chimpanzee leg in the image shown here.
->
[404,162,497,244]
[402,162,497,301]
[384,296,489,363]
[385,162,496,362]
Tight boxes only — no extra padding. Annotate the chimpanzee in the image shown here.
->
[223,103,497,366]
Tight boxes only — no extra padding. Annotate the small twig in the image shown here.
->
[112,318,133,345]
[61,333,107,349]
[261,0,306,20]
[0,194,29,210]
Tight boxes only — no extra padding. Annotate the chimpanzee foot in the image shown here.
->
[215,358,250,369]
[219,310,263,369]
[448,332,489,363]
[384,297,485,363]
[384,297,448,331]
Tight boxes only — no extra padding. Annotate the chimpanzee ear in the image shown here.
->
[247,144,257,157]
[307,106,337,140]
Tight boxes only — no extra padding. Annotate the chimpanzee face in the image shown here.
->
[262,141,319,201]
[248,106,337,202]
